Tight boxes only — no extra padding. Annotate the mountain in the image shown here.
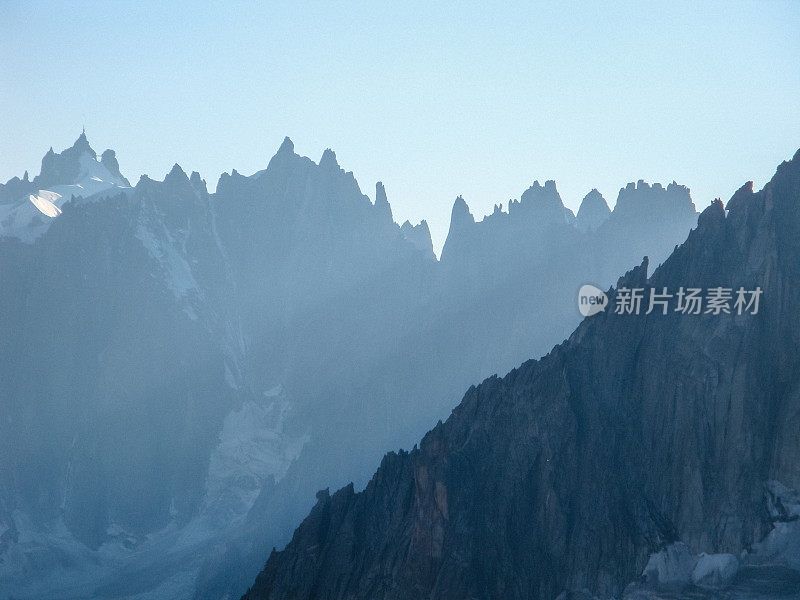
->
[575,189,610,232]
[0,132,130,242]
[241,150,800,600]
[0,134,702,600]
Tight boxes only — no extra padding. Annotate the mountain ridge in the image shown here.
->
[240,148,800,600]
[0,134,719,600]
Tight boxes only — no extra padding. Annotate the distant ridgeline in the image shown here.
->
[243,151,800,600]
[0,134,699,600]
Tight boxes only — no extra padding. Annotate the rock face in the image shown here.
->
[241,150,800,599]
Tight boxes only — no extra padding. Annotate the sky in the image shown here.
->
[1,1,799,254]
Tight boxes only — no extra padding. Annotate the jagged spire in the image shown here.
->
[278,136,294,154]
[374,182,393,221]
[400,219,435,260]
[319,148,339,170]
[440,195,475,262]
[164,163,189,184]
[266,136,298,172]
[515,179,572,225]
[70,129,95,159]
[100,149,130,186]
[189,171,207,193]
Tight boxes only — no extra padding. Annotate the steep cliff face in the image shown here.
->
[242,151,800,600]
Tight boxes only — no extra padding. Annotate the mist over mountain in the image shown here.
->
[0,134,700,600]
[242,151,800,600]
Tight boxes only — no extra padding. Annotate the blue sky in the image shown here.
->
[1,0,798,253]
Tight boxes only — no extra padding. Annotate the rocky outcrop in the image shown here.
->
[242,149,800,599]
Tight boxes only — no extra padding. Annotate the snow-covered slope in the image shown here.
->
[0,134,130,242]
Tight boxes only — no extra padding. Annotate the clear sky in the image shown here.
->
[1,0,798,254]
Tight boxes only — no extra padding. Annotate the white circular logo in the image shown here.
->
[578,284,608,317]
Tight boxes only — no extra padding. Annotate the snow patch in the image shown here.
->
[29,191,63,218]
[135,214,200,320]
[0,151,130,242]
[201,387,308,529]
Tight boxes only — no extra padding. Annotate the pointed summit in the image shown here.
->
[37,133,97,188]
[72,130,96,158]
[440,195,475,262]
[278,136,294,155]
[450,195,474,228]
[266,137,298,172]
[319,148,339,171]
[374,182,393,221]
[164,163,189,185]
[576,188,611,232]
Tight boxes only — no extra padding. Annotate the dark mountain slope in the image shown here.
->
[242,151,800,600]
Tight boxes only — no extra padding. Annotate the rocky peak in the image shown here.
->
[576,188,611,232]
[190,171,207,194]
[319,148,340,171]
[278,136,295,155]
[374,181,393,221]
[165,163,189,185]
[72,131,95,158]
[264,136,300,173]
[511,179,574,225]
[400,219,435,260]
[100,149,130,186]
[36,132,98,188]
[449,195,474,228]
[612,179,696,221]
[439,196,475,263]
